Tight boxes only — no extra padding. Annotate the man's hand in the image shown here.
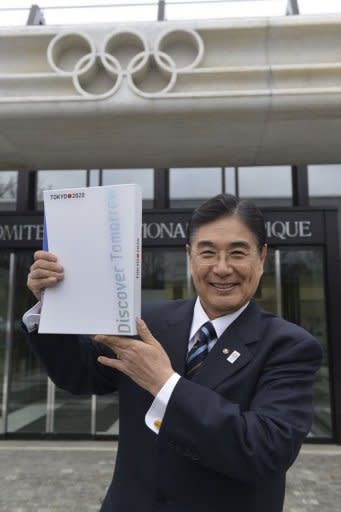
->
[27,250,64,300]
[94,319,175,396]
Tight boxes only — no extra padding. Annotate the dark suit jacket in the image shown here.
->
[25,299,322,512]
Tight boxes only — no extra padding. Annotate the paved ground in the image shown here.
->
[0,441,340,511]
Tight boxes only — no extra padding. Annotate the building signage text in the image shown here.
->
[142,222,187,240]
[265,220,312,240]
[0,210,324,248]
[142,210,324,246]
[0,223,43,242]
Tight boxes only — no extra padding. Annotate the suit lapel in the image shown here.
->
[161,299,196,376]
[158,298,263,389]
[192,300,262,389]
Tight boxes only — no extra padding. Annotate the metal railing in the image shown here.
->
[0,1,299,26]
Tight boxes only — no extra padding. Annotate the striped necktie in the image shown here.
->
[186,321,217,379]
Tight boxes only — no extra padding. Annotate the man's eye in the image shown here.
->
[200,251,216,258]
[231,251,247,258]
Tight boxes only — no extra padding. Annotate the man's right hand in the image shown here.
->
[27,250,64,301]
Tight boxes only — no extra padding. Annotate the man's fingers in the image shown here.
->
[33,250,58,262]
[97,356,125,372]
[30,259,64,273]
[136,318,158,346]
[30,268,64,280]
[31,251,64,276]
[27,251,63,300]
[34,276,59,287]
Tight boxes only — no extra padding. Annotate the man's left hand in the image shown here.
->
[94,318,175,396]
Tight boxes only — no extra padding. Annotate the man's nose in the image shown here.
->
[212,255,233,275]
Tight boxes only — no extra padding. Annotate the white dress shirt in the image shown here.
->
[23,301,42,332]
[22,297,249,435]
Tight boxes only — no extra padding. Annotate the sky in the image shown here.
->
[1,1,341,27]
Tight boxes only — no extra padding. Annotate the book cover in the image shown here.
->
[39,184,142,335]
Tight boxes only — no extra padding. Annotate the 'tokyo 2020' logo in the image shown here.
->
[49,191,86,200]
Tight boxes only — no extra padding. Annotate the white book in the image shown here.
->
[39,184,142,335]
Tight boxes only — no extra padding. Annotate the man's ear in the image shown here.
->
[259,244,267,278]
[186,244,191,257]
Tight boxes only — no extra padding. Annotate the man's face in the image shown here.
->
[187,215,267,319]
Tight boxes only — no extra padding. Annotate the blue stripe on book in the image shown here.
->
[43,215,49,251]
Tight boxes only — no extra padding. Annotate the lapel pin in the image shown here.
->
[222,348,229,355]
[227,350,241,364]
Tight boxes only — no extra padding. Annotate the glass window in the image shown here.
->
[0,252,10,431]
[89,169,100,187]
[0,171,18,211]
[238,166,292,207]
[166,0,287,20]
[142,248,191,302]
[3,251,48,434]
[102,169,154,208]
[170,167,222,208]
[308,164,341,199]
[53,389,92,435]
[224,167,236,196]
[308,163,341,261]
[257,247,332,438]
[36,170,87,209]
[95,394,119,436]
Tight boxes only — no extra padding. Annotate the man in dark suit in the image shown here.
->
[24,193,322,512]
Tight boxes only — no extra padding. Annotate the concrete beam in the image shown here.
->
[0,15,341,169]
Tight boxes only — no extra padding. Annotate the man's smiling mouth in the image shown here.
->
[210,283,237,290]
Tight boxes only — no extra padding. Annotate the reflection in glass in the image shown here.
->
[239,166,292,207]
[257,249,280,316]
[102,169,154,208]
[0,171,17,211]
[53,388,92,434]
[142,248,191,302]
[95,394,119,436]
[0,252,10,429]
[7,252,47,434]
[170,167,222,208]
[257,247,332,438]
[308,164,341,197]
[224,167,236,195]
[89,169,100,187]
[308,164,341,272]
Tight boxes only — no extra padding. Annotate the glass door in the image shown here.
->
[0,252,10,433]
[0,251,48,434]
[142,247,192,302]
[0,246,332,439]
[0,250,94,436]
[258,247,332,439]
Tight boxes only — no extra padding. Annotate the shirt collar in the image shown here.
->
[189,297,250,341]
